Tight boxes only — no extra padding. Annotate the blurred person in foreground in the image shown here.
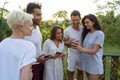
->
[0,10,36,80]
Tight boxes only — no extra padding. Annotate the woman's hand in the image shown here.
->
[59,53,66,58]
[71,40,83,51]
[50,54,60,59]
[37,54,51,63]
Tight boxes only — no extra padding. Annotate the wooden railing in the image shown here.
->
[63,54,120,80]
[99,54,120,80]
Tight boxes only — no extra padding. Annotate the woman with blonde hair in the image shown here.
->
[0,10,36,80]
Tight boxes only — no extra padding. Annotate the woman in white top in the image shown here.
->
[71,14,105,80]
[0,11,36,80]
[43,26,66,80]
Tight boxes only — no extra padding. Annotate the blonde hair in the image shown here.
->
[7,10,33,29]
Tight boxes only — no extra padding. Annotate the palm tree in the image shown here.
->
[0,2,9,23]
[52,10,69,21]
[0,2,11,41]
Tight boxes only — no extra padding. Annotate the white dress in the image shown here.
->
[43,39,65,80]
[0,38,36,80]
[82,30,105,74]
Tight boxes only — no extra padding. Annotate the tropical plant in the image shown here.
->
[94,0,120,45]
[52,10,69,22]
[0,2,11,42]
[0,2,9,22]
[94,0,120,16]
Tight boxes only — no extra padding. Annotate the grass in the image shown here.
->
[103,43,120,80]
[63,43,120,80]
[104,43,120,54]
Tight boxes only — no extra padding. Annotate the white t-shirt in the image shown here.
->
[24,26,42,58]
[64,26,83,56]
[43,39,65,80]
[82,30,105,74]
[0,38,36,80]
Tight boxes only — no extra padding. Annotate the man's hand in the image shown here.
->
[36,54,49,63]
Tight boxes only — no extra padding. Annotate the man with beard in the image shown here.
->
[24,2,49,80]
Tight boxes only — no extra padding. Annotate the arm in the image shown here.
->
[63,37,73,47]
[59,52,66,58]
[20,44,36,80]
[36,54,50,63]
[71,41,100,55]
[77,44,100,55]
[59,42,66,58]
[63,29,72,47]
[42,40,54,60]
[71,31,104,55]
[20,64,32,80]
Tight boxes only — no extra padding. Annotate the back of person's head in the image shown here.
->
[7,10,33,30]
[70,10,81,18]
[26,2,42,14]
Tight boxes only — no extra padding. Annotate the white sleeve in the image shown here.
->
[94,31,105,48]
[59,42,66,55]
[20,44,36,69]
[62,43,66,55]
[63,29,69,39]
[62,42,66,54]
[43,40,49,55]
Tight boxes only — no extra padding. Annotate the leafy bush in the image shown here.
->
[40,20,71,43]
[98,11,120,45]
[0,19,12,41]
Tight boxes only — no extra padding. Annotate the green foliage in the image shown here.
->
[40,21,52,43]
[40,20,71,43]
[97,11,120,45]
[0,2,9,22]
[94,0,120,15]
[0,19,12,41]
[0,2,11,41]
[52,10,69,21]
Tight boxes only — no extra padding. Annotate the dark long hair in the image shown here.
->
[81,14,102,43]
[50,25,63,42]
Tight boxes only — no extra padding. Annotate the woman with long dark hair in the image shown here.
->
[71,14,105,80]
[43,26,65,80]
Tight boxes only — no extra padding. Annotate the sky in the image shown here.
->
[0,0,105,20]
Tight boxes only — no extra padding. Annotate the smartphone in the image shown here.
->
[56,52,62,55]
[44,55,51,58]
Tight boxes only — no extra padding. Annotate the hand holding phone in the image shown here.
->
[44,55,51,58]
[56,52,62,55]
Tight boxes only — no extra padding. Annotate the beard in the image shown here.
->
[32,19,40,25]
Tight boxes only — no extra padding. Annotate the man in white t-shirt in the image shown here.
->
[0,11,36,80]
[24,2,49,80]
[63,10,83,80]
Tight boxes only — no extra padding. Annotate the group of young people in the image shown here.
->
[0,1,104,80]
